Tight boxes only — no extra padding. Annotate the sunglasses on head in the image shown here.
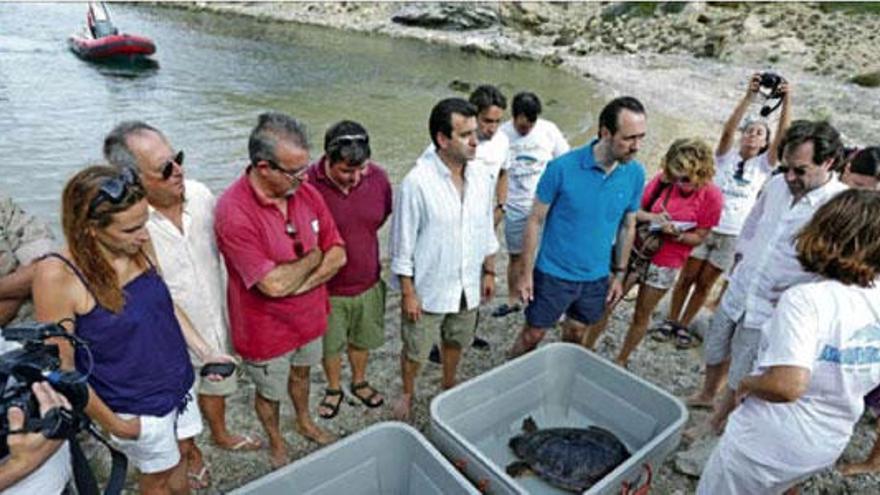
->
[161,150,184,180]
[264,160,308,182]
[88,167,141,218]
[327,134,368,150]
[777,164,809,177]
[285,222,305,257]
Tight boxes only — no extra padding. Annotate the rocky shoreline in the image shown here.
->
[105,3,880,494]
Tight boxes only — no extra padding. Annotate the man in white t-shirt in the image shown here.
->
[104,122,259,490]
[493,91,569,318]
[468,85,510,227]
[698,189,880,494]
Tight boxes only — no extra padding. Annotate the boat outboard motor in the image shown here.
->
[758,72,785,117]
[87,2,118,38]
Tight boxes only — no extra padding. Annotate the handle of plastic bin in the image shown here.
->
[620,463,652,495]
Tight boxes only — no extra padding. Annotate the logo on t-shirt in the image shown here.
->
[818,323,880,366]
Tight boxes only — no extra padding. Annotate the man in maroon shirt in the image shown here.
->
[215,112,346,467]
[306,121,392,419]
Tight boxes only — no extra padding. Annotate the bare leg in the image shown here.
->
[198,394,257,450]
[168,450,190,495]
[506,253,523,306]
[709,387,737,435]
[679,264,723,327]
[508,325,547,359]
[582,274,640,350]
[667,258,703,323]
[687,361,730,407]
[440,342,463,389]
[254,393,287,467]
[179,437,208,489]
[318,353,344,417]
[706,279,729,312]
[840,421,880,475]
[289,366,334,445]
[561,318,589,345]
[615,284,669,366]
[393,353,421,420]
[139,461,186,495]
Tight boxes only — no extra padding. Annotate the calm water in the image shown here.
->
[0,3,606,231]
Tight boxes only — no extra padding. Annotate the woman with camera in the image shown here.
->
[32,166,233,495]
[587,138,723,367]
[698,189,880,494]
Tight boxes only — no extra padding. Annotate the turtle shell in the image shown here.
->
[508,423,630,493]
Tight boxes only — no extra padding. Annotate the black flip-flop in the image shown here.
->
[650,320,676,343]
[491,303,521,318]
[674,326,702,350]
[318,388,344,419]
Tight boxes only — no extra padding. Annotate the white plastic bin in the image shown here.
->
[231,421,479,495]
[430,343,688,494]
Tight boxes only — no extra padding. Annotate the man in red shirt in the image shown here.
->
[306,121,392,419]
[215,112,346,467]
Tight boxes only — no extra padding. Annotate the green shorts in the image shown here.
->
[323,280,387,358]
[242,338,323,402]
[401,309,478,364]
[194,368,238,397]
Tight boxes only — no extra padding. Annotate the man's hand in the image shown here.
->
[605,276,624,306]
[660,222,680,237]
[202,353,238,382]
[110,414,141,440]
[518,270,534,304]
[481,273,495,304]
[401,292,422,323]
[735,380,751,406]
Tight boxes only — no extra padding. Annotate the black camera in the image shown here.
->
[0,322,90,456]
[0,322,128,495]
[757,71,786,116]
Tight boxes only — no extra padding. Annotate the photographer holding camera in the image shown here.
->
[0,381,71,493]
[32,166,234,494]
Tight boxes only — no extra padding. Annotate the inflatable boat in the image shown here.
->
[68,2,155,61]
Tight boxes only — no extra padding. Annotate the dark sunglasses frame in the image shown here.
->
[777,164,809,177]
[161,150,185,180]
[88,167,141,218]
[264,160,308,182]
[285,222,305,257]
[327,133,369,150]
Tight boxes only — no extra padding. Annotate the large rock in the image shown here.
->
[391,4,498,31]
[850,71,880,88]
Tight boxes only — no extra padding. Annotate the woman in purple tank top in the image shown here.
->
[32,166,233,494]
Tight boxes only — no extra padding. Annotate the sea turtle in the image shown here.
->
[506,416,630,493]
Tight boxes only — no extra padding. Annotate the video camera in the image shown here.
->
[0,322,90,453]
[758,71,786,117]
[0,322,126,495]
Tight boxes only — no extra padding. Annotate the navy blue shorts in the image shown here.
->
[525,269,609,329]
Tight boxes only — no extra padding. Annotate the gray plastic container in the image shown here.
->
[430,343,688,494]
[231,421,479,495]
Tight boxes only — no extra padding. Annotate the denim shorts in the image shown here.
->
[525,269,609,328]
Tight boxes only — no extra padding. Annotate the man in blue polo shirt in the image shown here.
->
[508,96,647,358]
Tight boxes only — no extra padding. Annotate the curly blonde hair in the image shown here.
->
[661,137,715,188]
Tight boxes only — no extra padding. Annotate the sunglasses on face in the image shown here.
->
[777,164,809,177]
[161,150,185,180]
[671,175,692,185]
[285,222,305,257]
[88,167,141,218]
[264,160,308,182]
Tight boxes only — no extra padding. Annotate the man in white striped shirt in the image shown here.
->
[390,98,498,420]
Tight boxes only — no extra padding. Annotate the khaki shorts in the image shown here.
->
[690,231,737,272]
[401,309,478,364]
[643,263,680,290]
[242,339,323,402]
[324,281,386,358]
[194,368,238,397]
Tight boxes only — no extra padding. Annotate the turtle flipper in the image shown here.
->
[522,416,538,433]
[506,461,533,477]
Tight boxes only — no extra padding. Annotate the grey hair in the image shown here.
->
[103,120,164,171]
[248,112,309,165]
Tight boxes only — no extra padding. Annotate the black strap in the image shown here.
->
[645,181,671,213]
[69,423,128,495]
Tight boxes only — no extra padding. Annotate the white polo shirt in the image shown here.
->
[713,149,773,235]
[500,118,569,215]
[147,180,230,364]
[727,280,880,471]
[390,147,498,313]
[721,174,848,331]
